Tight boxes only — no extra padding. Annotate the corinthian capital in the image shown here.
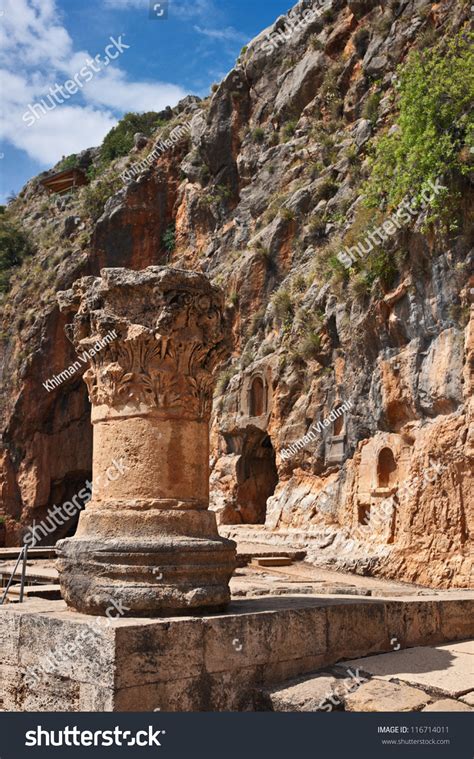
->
[57,266,231,421]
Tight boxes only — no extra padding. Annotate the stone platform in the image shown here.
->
[1,592,473,712]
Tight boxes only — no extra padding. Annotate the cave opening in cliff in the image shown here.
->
[40,470,92,545]
[235,428,278,524]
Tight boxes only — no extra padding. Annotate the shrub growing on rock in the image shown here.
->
[271,288,294,325]
[162,223,176,254]
[296,330,321,360]
[100,112,163,164]
[365,30,473,212]
[362,90,382,125]
[282,119,298,141]
[56,154,80,172]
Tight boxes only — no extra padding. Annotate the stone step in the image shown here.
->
[219,526,311,567]
[7,584,62,601]
[0,547,56,561]
[0,564,58,584]
[234,538,306,567]
[220,524,310,547]
[237,544,306,567]
[251,557,294,567]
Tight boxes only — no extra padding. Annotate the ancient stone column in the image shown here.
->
[56,266,236,617]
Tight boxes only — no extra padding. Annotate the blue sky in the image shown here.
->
[0,0,292,204]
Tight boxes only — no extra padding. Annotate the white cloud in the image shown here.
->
[7,107,118,165]
[0,69,36,109]
[84,68,187,112]
[0,0,188,166]
[193,25,248,43]
[0,0,72,68]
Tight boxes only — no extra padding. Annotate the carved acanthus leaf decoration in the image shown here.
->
[58,267,231,420]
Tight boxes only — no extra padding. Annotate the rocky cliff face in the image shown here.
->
[0,0,472,588]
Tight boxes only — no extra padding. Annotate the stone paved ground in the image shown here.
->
[2,554,472,602]
[229,561,472,599]
[339,642,474,698]
[219,527,474,599]
[261,642,474,712]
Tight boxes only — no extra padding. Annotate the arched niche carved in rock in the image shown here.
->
[249,375,266,417]
[377,447,398,489]
[333,414,344,436]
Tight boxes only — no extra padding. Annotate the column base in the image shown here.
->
[57,535,236,617]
